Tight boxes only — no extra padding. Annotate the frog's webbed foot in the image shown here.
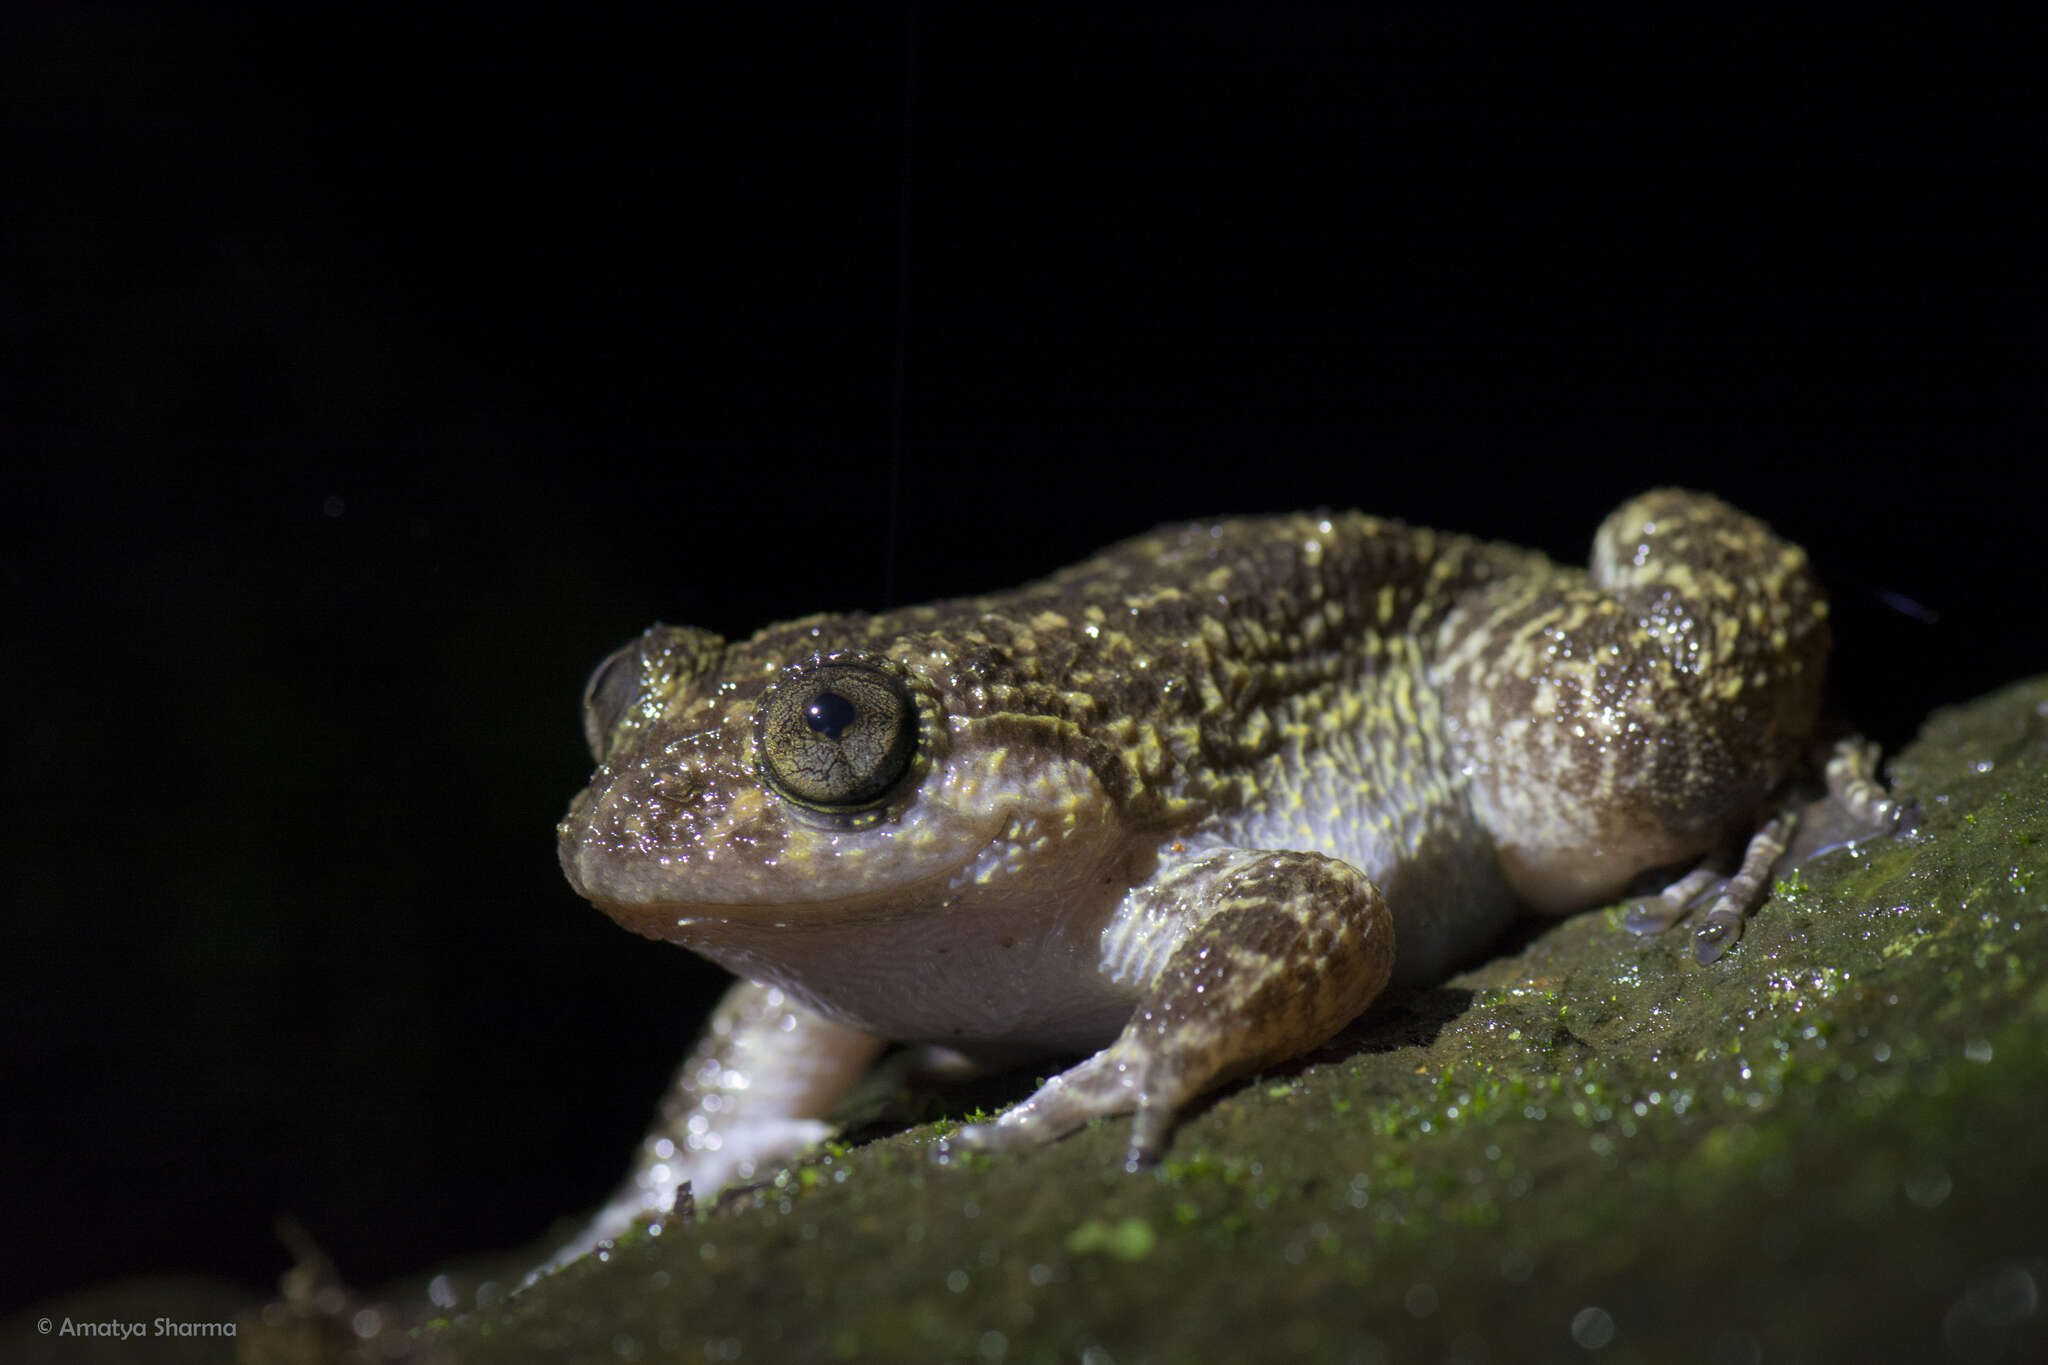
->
[945,848,1396,1169]
[1623,737,1915,965]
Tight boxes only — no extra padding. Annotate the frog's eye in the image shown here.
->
[581,641,643,762]
[756,658,917,810]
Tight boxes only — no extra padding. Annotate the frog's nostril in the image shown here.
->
[646,772,705,807]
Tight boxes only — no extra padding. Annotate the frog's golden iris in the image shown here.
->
[755,655,918,811]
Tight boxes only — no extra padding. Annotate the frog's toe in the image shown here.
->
[1692,908,1744,965]
[1628,811,1794,961]
[1622,896,1688,935]
[1621,865,1726,935]
[948,1049,1148,1155]
[945,1111,1045,1154]
[1892,796,1926,839]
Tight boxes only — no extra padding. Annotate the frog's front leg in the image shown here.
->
[950,848,1395,1169]
[540,979,882,1271]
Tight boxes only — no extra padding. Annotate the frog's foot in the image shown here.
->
[947,847,1396,1170]
[1685,810,1798,964]
[946,1036,1172,1173]
[1621,810,1796,964]
[1621,864,1727,937]
[1823,736,1922,838]
[1623,737,1917,964]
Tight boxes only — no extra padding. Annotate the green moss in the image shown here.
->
[1065,1217,1158,1261]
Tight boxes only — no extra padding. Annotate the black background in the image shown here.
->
[6,6,2043,1312]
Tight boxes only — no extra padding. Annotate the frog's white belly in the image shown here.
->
[670,893,1140,1057]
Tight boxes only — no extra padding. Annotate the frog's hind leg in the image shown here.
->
[1431,489,1832,920]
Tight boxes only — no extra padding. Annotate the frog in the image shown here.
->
[547,489,1908,1266]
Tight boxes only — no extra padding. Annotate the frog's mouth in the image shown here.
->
[556,788,1025,933]
[577,857,990,939]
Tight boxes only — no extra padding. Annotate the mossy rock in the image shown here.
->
[401,681,2048,1362]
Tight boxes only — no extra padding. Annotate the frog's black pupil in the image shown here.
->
[804,691,857,740]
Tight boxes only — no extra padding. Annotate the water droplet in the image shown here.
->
[1570,1306,1616,1349]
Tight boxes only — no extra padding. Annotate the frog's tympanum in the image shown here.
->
[551,490,1906,1264]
